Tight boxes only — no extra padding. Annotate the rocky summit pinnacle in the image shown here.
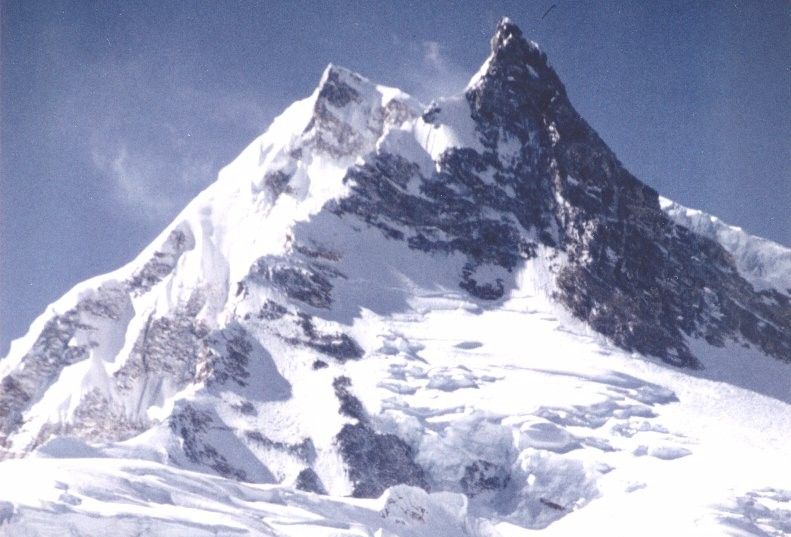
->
[470,19,790,367]
[1,18,790,536]
[344,20,790,368]
[489,17,542,66]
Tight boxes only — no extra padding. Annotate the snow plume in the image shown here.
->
[90,136,217,224]
[91,145,178,222]
[79,58,273,225]
[391,35,471,101]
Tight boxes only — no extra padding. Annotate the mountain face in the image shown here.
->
[1,18,790,536]
[338,20,791,368]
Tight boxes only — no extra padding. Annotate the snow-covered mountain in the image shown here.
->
[1,18,789,536]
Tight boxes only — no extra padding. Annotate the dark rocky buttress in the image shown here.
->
[334,18,791,367]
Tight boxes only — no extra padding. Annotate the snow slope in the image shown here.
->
[1,18,789,537]
[3,275,791,535]
[2,286,790,535]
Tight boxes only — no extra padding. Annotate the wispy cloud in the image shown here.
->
[90,145,173,220]
[90,142,216,223]
[391,35,472,103]
[73,59,273,226]
[422,41,444,69]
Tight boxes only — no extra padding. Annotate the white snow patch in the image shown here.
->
[413,95,483,160]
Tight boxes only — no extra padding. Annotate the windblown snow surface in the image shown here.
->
[1,19,790,537]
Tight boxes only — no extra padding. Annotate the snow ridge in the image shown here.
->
[661,196,791,295]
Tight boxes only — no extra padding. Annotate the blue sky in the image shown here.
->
[1,0,789,354]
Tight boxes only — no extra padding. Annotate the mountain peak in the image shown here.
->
[468,18,562,103]
[302,64,420,160]
[491,16,525,52]
[3,21,791,536]
[316,64,369,109]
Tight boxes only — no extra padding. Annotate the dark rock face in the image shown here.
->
[333,376,367,421]
[247,257,343,309]
[318,67,362,108]
[460,262,506,300]
[245,431,316,462]
[297,315,364,362]
[0,376,31,449]
[115,293,209,392]
[293,240,341,262]
[334,146,540,269]
[246,300,288,321]
[333,18,791,366]
[271,265,333,308]
[383,98,417,128]
[336,423,429,498]
[332,148,537,302]
[304,66,419,160]
[168,405,246,481]
[305,67,372,159]
[127,228,194,294]
[295,468,327,495]
[331,376,428,498]
[263,170,293,200]
[460,460,510,497]
[197,325,253,388]
[235,401,257,416]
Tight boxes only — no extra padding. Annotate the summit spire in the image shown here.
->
[490,16,524,53]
